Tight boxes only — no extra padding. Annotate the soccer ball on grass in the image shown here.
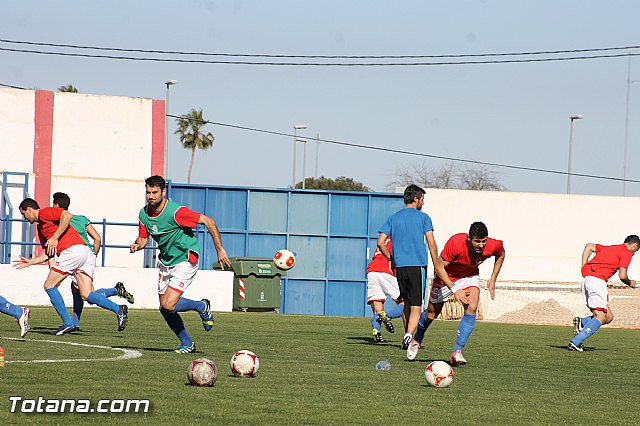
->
[273,249,295,270]
[230,350,260,378]
[188,357,218,387]
[424,360,454,388]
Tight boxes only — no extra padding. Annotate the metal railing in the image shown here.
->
[0,217,159,268]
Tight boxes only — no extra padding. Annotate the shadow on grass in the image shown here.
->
[114,345,176,353]
[28,326,85,336]
[407,358,455,366]
[549,344,607,352]
[346,335,399,346]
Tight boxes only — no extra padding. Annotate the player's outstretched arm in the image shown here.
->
[487,249,506,300]
[199,214,231,269]
[13,253,50,270]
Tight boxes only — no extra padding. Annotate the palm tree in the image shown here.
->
[174,109,215,183]
[58,84,78,93]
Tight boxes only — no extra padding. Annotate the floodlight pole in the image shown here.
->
[567,114,584,194]
[164,80,178,178]
[292,124,307,188]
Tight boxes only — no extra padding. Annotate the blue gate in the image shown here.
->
[167,183,404,316]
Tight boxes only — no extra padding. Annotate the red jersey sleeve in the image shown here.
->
[175,206,201,228]
[441,235,463,263]
[39,207,63,222]
[138,221,149,238]
[489,239,505,257]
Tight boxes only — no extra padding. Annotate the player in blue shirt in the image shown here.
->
[377,184,441,349]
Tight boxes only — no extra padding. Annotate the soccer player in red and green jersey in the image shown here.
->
[130,176,231,354]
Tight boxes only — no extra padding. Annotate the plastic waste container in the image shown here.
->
[213,257,285,312]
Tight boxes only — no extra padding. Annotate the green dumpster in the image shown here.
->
[214,257,285,312]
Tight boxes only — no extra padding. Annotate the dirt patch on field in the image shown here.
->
[494,299,574,325]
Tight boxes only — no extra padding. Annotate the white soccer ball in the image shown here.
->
[230,350,260,378]
[188,357,218,387]
[273,249,295,270]
[424,360,454,388]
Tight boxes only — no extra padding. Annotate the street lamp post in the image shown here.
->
[567,114,584,194]
[301,137,309,189]
[314,133,320,179]
[292,124,307,188]
[164,80,178,178]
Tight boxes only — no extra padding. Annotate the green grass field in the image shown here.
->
[0,307,639,425]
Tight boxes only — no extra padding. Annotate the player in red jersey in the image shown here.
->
[366,237,404,343]
[407,222,505,364]
[568,235,639,351]
[14,198,128,335]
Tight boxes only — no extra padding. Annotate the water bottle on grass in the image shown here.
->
[375,360,391,371]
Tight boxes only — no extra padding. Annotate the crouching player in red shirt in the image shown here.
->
[568,235,639,351]
[407,222,505,364]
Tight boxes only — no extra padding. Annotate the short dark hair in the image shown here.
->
[469,222,488,239]
[52,192,71,209]
[624,235,640,245]
[403,184,425,205]
[145,175,166,190]
[19,198,39,211]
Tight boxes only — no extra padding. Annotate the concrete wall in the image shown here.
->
[424,188,640,283]
[0,265,234,312]
[0,87,165,267]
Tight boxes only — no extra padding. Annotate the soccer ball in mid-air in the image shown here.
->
[424,361,454,388]
[274,249,295,270]
[230,350,260,378]
[188,358,218,387]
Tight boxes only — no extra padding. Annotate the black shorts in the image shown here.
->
[395,266,426,306]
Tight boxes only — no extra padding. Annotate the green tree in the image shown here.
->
[57,84,78,93]
[296,176,371,192]
[174,109,215,183]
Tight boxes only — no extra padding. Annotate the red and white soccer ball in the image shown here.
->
[424,361,454,388]
[188,357,218,387]
[230,350,260,378]
[274,249,295,270]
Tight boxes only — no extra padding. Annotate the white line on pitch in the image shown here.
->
[0,336,143,363]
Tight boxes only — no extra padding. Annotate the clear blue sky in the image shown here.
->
[2,1,640,195]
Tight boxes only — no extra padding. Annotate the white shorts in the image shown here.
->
[366,272,400,303]
[51,245,92,279]
[158,260,198,295]
[581,275,609,312]
[70,248,96,288]
[429,275,480,304]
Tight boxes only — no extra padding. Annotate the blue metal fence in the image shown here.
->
[167,182,404,316]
